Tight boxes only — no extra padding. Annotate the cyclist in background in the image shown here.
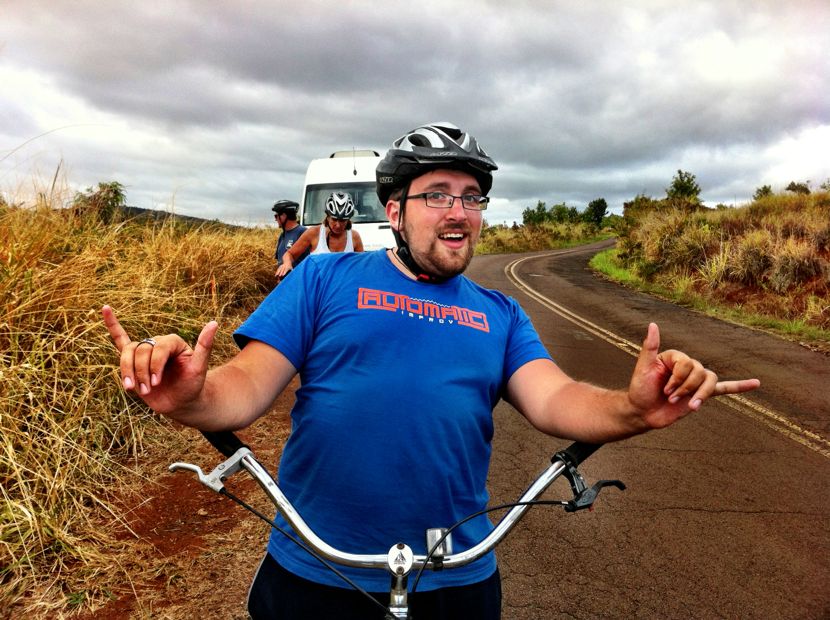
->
[103,122,760,620]
[272,200,309,277]
[275,191,364,279]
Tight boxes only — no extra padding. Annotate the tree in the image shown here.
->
[584,198,608,226]
[753,185,773,200]
[666,170,701,204]
[72,181,127,223]
[567,205,580,222]
[785,181,810,195]
[522,201,548,226]
[549,202,569,223]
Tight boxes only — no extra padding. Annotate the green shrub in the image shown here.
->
[671,221,719,270]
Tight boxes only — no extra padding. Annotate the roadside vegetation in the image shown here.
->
[590,172,829,350]
[1,170,826,617]
[0,181,276,617]
[477,196,618,253]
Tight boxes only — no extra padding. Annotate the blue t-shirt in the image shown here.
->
[234,249,551,592]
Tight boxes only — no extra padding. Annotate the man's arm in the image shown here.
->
[276,227,316,277]
[505,323,760,443]
[102,306,296,431]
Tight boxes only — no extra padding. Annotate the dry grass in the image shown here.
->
[0,186,276,617]
[599,190,830,342]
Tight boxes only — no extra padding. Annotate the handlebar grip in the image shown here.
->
[200,430,249,457]
[555,442,602,467]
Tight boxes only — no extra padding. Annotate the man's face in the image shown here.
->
[386,169,484,278]
[275,212,287,229]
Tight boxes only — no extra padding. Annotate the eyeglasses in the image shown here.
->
[408,192,489,211]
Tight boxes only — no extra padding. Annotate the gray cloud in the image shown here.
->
[1,0,828,226]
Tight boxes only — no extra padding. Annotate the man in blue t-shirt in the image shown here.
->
[103,122,760,620]
[272,199,309,276]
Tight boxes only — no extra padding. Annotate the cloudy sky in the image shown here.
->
[1,1,828,227]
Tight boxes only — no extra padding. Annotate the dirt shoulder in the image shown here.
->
[75,382,296,620]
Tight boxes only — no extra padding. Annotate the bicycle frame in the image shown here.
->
[169,432,624,619]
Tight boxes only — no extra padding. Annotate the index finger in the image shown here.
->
[101,305,131,352]
[715,378,761,396]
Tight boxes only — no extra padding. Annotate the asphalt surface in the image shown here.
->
[465,241,830,619]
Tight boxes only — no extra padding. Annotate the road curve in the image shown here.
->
[465,242,829,619]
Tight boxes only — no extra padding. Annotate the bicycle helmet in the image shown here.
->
[376,122,498,283]
[324,192,355,219]
[375,122,498,205]
[272,199,299,215]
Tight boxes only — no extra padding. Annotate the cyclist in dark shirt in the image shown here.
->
[272,200,309,277]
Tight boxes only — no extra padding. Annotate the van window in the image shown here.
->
[303,182,385,226]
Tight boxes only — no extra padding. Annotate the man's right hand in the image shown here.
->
[102,305,218,416]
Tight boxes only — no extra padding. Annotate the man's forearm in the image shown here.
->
[160,365,263,431]
[535,381,651,444]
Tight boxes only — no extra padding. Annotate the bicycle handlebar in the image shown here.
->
[169,429,623,619]
[173,430,619,569]
[555,441,602,468]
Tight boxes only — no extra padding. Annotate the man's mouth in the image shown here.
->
[438,232,466,241]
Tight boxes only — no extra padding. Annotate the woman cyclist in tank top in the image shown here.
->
[275,192,364,278]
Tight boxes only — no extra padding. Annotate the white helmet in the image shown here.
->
[324,192,355,219]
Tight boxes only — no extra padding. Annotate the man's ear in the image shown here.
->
[386,199,401,232]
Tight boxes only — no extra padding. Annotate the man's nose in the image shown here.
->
[445,196,468,220]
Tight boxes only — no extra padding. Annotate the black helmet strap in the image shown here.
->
[392,185,449,284]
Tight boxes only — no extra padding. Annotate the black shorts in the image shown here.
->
[247,552,502,619]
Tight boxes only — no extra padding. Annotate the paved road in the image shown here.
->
[465,242,829,619]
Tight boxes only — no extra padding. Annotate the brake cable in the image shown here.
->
[218,486,391,617]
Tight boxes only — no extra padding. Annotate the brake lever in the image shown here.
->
[564,478,626,512]
[555,451,626,512]
[169,447,254,493]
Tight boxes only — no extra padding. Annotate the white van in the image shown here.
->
[298,150,395,251]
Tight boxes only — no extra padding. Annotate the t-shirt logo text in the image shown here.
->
[357,288,489,332]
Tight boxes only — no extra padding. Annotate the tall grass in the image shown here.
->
[0,192,276,616]
[599,191,830,343]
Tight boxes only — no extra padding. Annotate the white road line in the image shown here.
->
[506,253,830,458]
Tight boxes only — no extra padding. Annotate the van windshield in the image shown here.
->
[302,182,385,226]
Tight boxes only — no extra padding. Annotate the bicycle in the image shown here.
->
[169,431,626,620]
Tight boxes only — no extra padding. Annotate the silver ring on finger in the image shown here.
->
[137,338,157,347]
